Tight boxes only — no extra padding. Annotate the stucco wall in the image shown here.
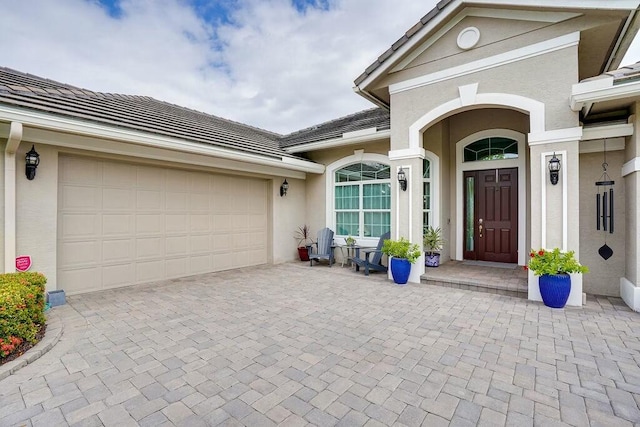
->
[272,177,307,264]
[579,151,625,296]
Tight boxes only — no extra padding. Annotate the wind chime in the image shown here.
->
[596,139,614,260]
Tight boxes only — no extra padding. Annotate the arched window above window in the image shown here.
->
[463,137,518,162]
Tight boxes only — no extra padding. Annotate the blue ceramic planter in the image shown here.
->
[539,273,571,308]
[390,257,411,285]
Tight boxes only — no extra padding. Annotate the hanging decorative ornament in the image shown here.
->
[595,139,614,260]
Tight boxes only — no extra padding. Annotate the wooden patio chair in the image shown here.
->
[308,227,335,267]
[352,231,391,275]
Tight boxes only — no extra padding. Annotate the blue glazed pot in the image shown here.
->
[539,273,571,308]
[390,257,411,285]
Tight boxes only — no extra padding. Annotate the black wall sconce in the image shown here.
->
[397,168,407,191]
[280,179,289,197]
[25,145,40,180]
[548,153,561,185]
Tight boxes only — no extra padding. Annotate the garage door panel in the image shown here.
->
[59,241,100,268]
[190,255,211,274]
[136,260,165,282]
[166,236,188,255]
[59,157,101,185]
[103,239,134,263]
[61,214,100,238]
[59,156,268,294]
[103,264,135,288]
[61,186,101,211]
[60,268,101,295]
[137,190,163,210]
[103,188,134,210]
[136,166,163,190]
[136,237,164,259]
[166,192,187,211]
[103,162,135,187]
[103,214,134,236]
[165,258,187,278]
[136,214,163,235]
[190,215,210,232]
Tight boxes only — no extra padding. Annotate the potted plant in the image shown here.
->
[526,248,588,308]
[344,236,356,246]
[423,226,444,267]
[294,225,312,261]
[381,237,421,285]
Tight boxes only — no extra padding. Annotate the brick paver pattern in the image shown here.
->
[1,263,639,426]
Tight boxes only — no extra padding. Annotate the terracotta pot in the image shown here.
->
[298,246,310,261]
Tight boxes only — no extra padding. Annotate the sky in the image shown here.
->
[2,0,640,135]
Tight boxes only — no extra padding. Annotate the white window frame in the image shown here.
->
[326,153,391,246]
[423,158,432,230]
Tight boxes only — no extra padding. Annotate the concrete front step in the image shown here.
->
[420,260,528,299]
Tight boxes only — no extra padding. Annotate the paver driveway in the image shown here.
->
[1,263,639,426]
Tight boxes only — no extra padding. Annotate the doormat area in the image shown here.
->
[462,260,519,269]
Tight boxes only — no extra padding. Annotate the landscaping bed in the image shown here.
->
[0,272,47,366]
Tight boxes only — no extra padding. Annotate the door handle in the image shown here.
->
[479,218,483,238]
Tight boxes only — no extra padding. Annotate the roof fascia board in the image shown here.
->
[469,0,640,9]
[392,8,581,74]
[581,123,634,141]
[354,0,462,92]
[571,78,640,111]
[390,32,579,95]
[0,105,323,174]
[285,129,391,153]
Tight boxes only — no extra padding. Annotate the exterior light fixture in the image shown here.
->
[25,145,40,180]
[548,153,561,185]
[397,168,407,191]
[280,179,289,197]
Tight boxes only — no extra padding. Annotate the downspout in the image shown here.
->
[4,122,22,272]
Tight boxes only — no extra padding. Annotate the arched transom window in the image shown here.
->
[334,162,390,238]
[463,137,518,162]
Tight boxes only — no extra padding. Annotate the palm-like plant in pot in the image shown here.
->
[294,225,313,261]
[423,226,445,267]
[526,248,588,308]
[381,237,421,285]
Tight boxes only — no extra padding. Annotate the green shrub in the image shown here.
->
[381,237,422,264]
[0,272,47,359]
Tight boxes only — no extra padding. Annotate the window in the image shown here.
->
[335,162,390,238]
[423,159,431,230]
[463,137,518,162]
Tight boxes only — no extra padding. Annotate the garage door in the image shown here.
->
[58,156,268,294]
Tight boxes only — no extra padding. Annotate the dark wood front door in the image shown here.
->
[463,168,518,263]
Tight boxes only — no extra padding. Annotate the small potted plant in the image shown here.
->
[423,226,444,267]
[526,248,588,308]
[344,236,356,246]
[381,237,421,285]
[294,225,313,261]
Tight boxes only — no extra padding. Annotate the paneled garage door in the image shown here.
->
[58,156,268,294]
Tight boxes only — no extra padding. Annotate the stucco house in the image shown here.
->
[2,0,640,310]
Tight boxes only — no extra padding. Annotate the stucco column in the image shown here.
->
[389,153,425,283]
[621,107,640,311]
[527,128,583,306]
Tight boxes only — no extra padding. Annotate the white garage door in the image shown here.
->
[58,156,268,294]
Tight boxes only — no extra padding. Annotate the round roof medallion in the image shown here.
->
[457,27,480,50]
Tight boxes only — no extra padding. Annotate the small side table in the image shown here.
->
[337,244,360,267]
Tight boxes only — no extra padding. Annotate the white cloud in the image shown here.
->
[1,0,432,133]
[2,1,640,134]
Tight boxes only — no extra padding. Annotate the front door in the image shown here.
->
[463,168,518,263]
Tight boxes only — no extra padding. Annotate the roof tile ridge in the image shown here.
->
[280,107,387,139]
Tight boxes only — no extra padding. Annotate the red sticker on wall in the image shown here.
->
[15,256,32,272]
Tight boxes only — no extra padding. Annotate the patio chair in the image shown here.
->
[352,231,390,275]
[308,227,335,267]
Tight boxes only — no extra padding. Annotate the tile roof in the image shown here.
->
[279,107,390,148]
[0,67,299,160]
[353,0,453,87]
[609,61,640,84]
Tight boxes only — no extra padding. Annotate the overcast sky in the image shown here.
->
[3,0,640,135]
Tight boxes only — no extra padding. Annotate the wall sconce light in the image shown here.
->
[397,168,407,191]
[548,153,561,185]
[25,145,40,180]
[280,179,289,197]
